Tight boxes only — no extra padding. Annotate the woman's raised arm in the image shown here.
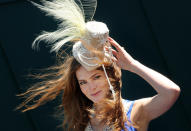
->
[129,60,180,121]
[108,37,180,121]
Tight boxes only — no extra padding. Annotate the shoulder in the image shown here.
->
[122,98,135,119]
[130,99,150,129]
[122,99,134,111]
[122,98,150,119]
[122,98,150,130]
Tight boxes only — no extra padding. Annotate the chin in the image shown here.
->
[92,97,104,103]
[93,99,100,104]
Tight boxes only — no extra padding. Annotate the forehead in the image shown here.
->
[76,66,103,80]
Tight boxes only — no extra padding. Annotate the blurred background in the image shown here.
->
[0,0,190,130]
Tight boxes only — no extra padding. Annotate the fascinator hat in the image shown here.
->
[31,0,115,99]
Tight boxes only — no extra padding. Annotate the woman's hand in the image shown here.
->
[107,37,136,71]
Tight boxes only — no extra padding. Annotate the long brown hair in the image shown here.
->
[16,53,131,131]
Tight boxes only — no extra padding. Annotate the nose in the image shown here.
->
[88,81,97,91]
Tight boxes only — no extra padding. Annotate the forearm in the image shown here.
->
[129,60,180,97]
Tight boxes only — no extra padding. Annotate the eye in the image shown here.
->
[94,75,101,80]
[79,81,87,85]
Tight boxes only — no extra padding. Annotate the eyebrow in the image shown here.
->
[78,73,100,81]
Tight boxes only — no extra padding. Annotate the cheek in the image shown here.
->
[80,87,88,96]
[101,78,108,85]
[97,79,109,90]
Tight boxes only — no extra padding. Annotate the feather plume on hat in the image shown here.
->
[31,0,96,52]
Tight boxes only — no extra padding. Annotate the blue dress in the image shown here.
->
[121,100,137,131]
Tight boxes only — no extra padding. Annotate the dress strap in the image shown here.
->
[126,100,135,121]
[122,100,137,131]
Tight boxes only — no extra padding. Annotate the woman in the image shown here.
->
[17,37,180,131]
[17,0,180,131]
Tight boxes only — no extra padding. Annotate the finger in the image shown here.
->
[108,37,123,52]
[104,46,118,57]
[111,56,118,63]
[105,46,117,53]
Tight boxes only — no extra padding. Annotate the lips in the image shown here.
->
[91,90,102,96]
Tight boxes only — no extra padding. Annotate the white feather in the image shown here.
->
[31,0,86,52]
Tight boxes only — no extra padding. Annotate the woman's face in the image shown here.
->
[76,66,109,103]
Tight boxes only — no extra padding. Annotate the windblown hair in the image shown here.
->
[16,53,133,131]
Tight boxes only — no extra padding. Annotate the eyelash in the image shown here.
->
[79,81,86,85]
[94,75,101,79]
[79,75,101,85]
